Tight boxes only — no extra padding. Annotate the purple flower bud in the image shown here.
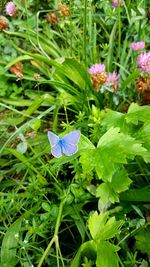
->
[112,0,124,8]
[105,71,120,91]
[130,41,145,51]
[137,52,150,74]
[6,2,16,17]
[89,64,105,75]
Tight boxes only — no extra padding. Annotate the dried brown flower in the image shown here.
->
[46,12,58,25]
[136,76,150,105]
[136,76,150,93]
[10,62,23,79]
[0,16,9,31]
[58,2,70,17]
[91,72,107,90]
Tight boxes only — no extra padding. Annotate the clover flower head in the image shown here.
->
[105,71,120,91]
[137,52,150,74]
[112,0,124,8]
[6,1,16,16]
[130,41,145,51]
[58,2,70,17]
[10,62,23,79]
[89,64,105,75]
[0,16,9,31]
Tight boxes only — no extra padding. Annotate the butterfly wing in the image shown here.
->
[51,143,62,158]
[61,130,81,156]
[47,131,62,158]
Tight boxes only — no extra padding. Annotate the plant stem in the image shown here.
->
[83,0,87,67]
[38,201,64,267]
[117,0,121,61]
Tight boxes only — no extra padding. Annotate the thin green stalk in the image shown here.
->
[117,225,145,246]
[92,23,97,63]
[37,201,64,267]
[83,0,87,67]
[117,0,121,60]
[64,104,69,128]
[88,0,92,63]
[124,3,131,25]
[69,0,73,57]
[138,20,142,40]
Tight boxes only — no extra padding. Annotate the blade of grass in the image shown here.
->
[106,21,117,72]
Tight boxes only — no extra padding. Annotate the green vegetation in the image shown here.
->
[0,0,150,266]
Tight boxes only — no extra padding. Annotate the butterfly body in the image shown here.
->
[48,130,81,158]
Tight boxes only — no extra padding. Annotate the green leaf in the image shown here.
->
[96,241,119,267]
[120,70,139,91]
[42,202,51,212]
[1,218,21,267]
[88,211,122,241]
[88,211,108,239]
[135,124,150,151]
[106,22,117,72]
[60,58,92,91]
[96,168,132,204]
[5,55,32,70]
[102,109,127,132]
[96,183,119,204]
[80,127,148,181]
[126,103,150,124]
[140,260,149,267]
[98,127,149,161]
[82,257,93,267]
[30,119,41,131]
[78,134,95,151]
[70,240,96,267]
[120,187,150,202]
[111,168,132,193]
[135,229,150,258]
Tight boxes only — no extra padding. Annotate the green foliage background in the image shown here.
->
[0,0,150,266]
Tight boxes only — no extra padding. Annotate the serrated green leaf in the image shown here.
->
[88,211,108,239]
[111,168,132,193]
[96,241,119,267]
[102,109,127,132]
[135,229,150,258]
[126,103,150,124]
[78,134,95,151]
[88,212,122,241]
[80,127,148,181]
[95,147,126,181]
[96,217,122,241]
[135,124,150,151]
[96,168,131,204]
[96,183,119,204]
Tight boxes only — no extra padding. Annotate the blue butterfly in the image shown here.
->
[48,130,81,158]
